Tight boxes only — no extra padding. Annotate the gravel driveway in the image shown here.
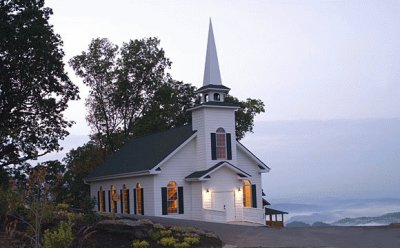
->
[122,214,400,248]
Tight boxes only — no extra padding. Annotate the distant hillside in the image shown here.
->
[334,212,400,226]
[286,221,310,228]
[312,221,332,227]
[286,221,332,228]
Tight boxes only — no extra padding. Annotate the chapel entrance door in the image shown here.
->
[211,191,236,222]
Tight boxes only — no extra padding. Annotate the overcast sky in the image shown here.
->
[44,0,400,202]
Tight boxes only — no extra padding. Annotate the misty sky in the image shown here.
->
[42,0,400,201]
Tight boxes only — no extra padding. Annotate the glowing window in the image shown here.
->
[243,180,252,208]
[122,184,129,214]
[136,183,143,215]
[216,128,226,159]
[111,185,117,213]
[167,181,178,214]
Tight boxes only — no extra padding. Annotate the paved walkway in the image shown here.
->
[122,214,400,248]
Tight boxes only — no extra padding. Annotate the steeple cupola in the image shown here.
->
[196,19,230,104]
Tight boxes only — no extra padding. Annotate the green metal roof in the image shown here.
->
[265,207,288,215]
[86,125,196,180]
[195,84,230,93]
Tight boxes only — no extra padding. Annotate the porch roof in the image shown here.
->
[265,207,288,215]
[185,161,251,181]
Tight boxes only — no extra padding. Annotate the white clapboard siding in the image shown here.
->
[90,176,155,216]
[153,138,198,219]
[236,146,264,221]
[191,107,237,170]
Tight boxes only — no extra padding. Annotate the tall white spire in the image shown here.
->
[203,19,222,86]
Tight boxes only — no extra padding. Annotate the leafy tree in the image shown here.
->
[132,79,196,136]
[0,0,79,168]
[60,142,104,210]
[70,38,196,154]
[69,38,119,154]
[225,95,265,140]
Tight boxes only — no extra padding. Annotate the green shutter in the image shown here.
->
[126,189,130,214]
[102,191,105,211]
[120,190,123,214]
[226,133,232,160]
[251,185,257,208]
[97,191,100,211]
[211,133,216,160]
[108,190,111,212]
[161,187,168,215]
[140,188,144,215]
[133,189,137,215]
[178,187,184,214]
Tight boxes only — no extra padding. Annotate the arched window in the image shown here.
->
[99,186,105,212]
[122,184,130,214]
[211,128,232,160]
[204,94,209,102]
[214,93,220,101]
[111,185,117,213]
[243,180,252,208]
[136,183,144,215]
[167,181,178,214]
[216,128,226,159]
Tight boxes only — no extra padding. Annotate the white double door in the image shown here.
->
[211,191,236,222]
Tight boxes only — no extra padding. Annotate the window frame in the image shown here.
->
[167,181,179,214]
[216,128,227,159]
[243,180,252,208]
[136,183,143,215]
[110,185,117,213]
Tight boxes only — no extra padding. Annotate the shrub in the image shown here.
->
[43,221,73,248]
[132,240,149,248]
[153,223,166,229]
[159,236,176,247]
[56,203,69,210]
[160,229,172,237]
[174,241,190,248]
[138,219,153,225]
[148,229,161,241]
[183,236,200,245]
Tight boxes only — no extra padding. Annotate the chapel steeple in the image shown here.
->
[196,19,230,103]
[190,20,239,171]
[203,19,222,86]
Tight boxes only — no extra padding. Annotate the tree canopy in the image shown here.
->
[225,95,265,140]
[0,0,79,168]
[70,38,196,155]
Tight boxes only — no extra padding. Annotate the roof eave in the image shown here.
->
[188,104,239,112]
[85,170,152,183]
[195,87,230,94]
[236,141,270,171]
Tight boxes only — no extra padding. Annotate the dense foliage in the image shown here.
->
[0,0,79,168]
[69,38,195,156]
[225,95,265,140]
